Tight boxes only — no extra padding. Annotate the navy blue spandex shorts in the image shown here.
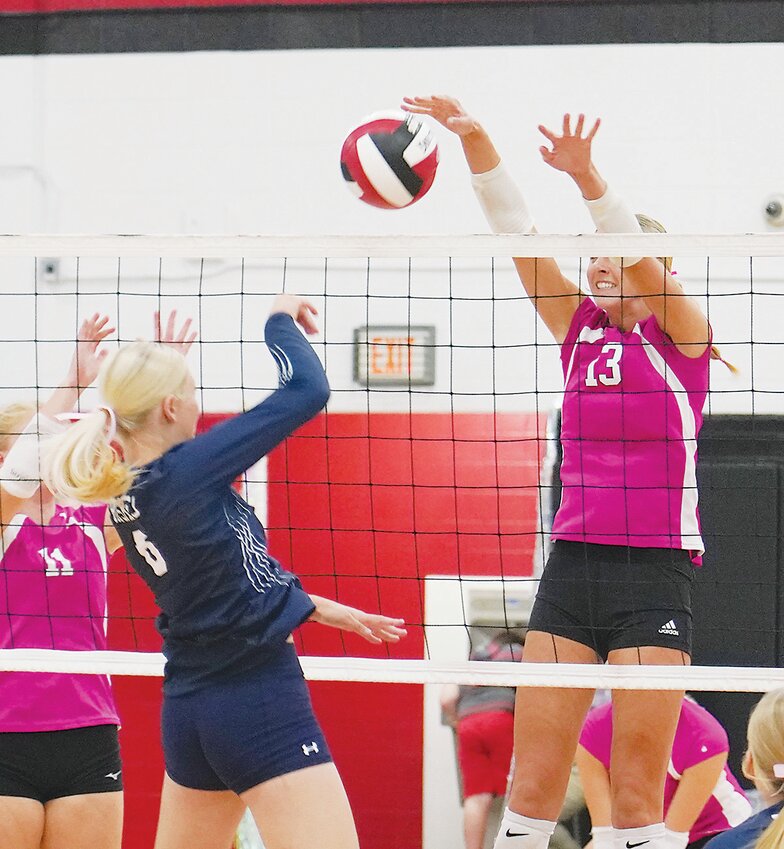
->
[162,642,332,793]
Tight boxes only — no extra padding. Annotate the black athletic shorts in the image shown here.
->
[0,724,122,802]
[527,540,694,660]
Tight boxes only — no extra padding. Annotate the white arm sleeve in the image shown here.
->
[584,184,642,266]
[0,413,65,499]
[470,162,535,235]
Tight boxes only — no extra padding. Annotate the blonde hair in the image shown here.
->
[635,213,737,373]
[0,402,36,454]
[635,214,673,272]
[746,689,784,849]
[47,341,192,504]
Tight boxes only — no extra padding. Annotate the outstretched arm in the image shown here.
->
[618,259,710,358]
[308,594,407,645]
[43,313,115,421]
[0,314,114,524]
[539,113,709,357]
[402,95,581,344]
[163,295,328,497]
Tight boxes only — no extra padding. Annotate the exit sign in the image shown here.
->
[353,325,436,386]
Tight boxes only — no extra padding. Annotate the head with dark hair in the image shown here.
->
[470,630,524,662]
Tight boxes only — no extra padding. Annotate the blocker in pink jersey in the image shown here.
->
[403,93,724,849]
[0,503,119,732]
[579,699,752,845]
[554,298,710,556]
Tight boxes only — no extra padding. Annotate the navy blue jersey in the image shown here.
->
[109,313,329,694]
[703,802,782,849]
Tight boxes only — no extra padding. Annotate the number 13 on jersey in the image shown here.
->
[585,342,623,387]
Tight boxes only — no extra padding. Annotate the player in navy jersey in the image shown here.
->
[402,95,729,849]
[47,295,406,849]
[703,689,784,849]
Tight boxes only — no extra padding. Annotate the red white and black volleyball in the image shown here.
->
[340,111,439,209]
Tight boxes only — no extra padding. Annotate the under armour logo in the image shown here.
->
[105,770,121,781]
[302,741,319,756]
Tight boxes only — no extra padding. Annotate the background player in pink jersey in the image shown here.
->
[704,689,784,849]
[403,94,720,849]
[577,697,751,849]
[0,314,125,849]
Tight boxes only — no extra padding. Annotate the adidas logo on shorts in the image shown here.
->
[658,619,680,636]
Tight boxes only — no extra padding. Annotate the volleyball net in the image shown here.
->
[0,232,783,693]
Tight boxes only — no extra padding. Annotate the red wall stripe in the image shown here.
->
[1,0,540,12]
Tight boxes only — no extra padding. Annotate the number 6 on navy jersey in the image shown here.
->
[585,342,623,387]
[132,530,168,576]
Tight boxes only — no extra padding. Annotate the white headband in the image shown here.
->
[57,405,117,443]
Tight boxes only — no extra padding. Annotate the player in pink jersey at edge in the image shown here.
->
[402,94,731,849]
[577,697,751,849]
[0,313,124,849]
[0,311,194,849]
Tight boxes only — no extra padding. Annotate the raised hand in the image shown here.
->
[154,310,197,356]
[69,313,115,389]
[270,294,320,336]
[402,95,478,137]
[308,595,407,645]
[538,113,601,179]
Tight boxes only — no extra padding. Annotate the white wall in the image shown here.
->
[1,43,783,415]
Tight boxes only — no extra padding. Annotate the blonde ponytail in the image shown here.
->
[46,340,192,506]
[46,411,135,504]
[756,810,784,849]
[744,689,784,849]
[710,345,739,374]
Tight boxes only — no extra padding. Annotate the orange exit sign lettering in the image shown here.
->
[354,325,436,386]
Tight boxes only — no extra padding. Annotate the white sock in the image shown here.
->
[663,830,689,849]
[493,808,556,849]
[614,823,667,849]
[591,826,615,849]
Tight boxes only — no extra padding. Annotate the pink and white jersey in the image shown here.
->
[552,298,710,555]
[580,700,752,842]
[0,504,120,732]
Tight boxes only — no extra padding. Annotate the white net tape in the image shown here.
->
[0,650,782,691]
[0,232,782,257]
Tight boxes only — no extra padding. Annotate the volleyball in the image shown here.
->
[340,110,439,209]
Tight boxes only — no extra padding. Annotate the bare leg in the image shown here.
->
[42,792,123,849]
[608,646,688,828]
[464,792,494,849]
[243,762,359,849]
[506,632,598,821]
[153,773,245,849]
[0,797,44,849]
